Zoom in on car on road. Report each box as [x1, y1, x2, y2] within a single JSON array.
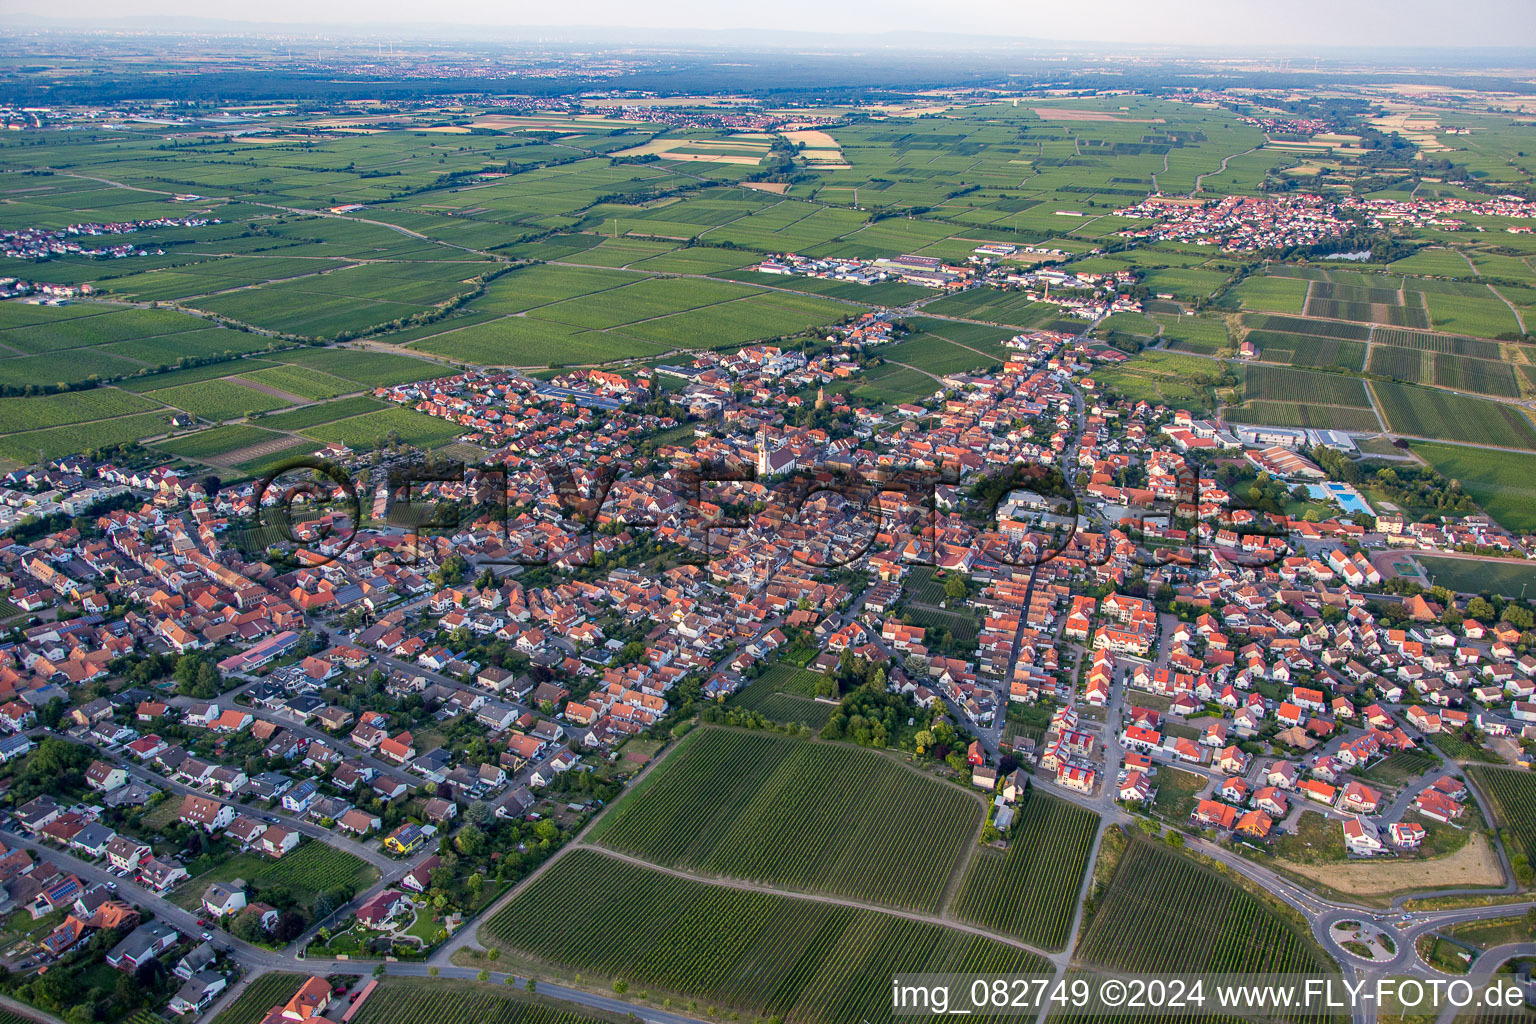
[[265, 816, 279, 824], [200, 931, 212, 942], [107, 882, 117, 890]]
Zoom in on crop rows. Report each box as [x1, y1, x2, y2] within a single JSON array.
[[951, 789, 1098, 950], [352, 980, 610, 1024], [1467, 766, 1536, 864], [1246, 330, 1365, 370], [1244, 314, 1371, 341], [1373, 328, 1501, 360], [1076, 839, 1330, 979], [211, 974, 309, 1024], [587, 729, 979, 913], [1371, 382, 1536, 449], [481, 849, 1048, 1024], [1243, 365, 1371, 407]]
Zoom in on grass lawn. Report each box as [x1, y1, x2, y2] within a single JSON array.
[[1151, 767, 1207, 822], [1273, 810, 1346, 865], [1409, 442, 1536, 535], [1415, 555, 1536, 599]]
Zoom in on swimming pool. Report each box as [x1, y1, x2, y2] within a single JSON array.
[[1306, 481, 1375, 517]]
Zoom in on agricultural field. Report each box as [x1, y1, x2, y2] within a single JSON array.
[[1154, 314, 1228, 355], [1223, 276, 1310, 314], [1409, 443, 1536, 535], [1371, 382, 1536, 449], [585, 728, 981, 912], [299, 407, 465, 451], [194, 260, 489, 338], [277, 348, 442, 388], [408, 316, 660, 367], [0, 388, 163, 436], [147, 378, 296, 420], [259, 396, 385, 431], [1243, 364, 1373, 407], [0, 410, 179, 464], [1247, 330, 1367, 371], [727, 665, 835, 728], [209, 974, 310, 1024], [152, 424, 294, 463], [481, 848, 1049, 1024], [172, 839, 377, 915], [351, 979, 627, 1024], [1094, 350, 1225, 413], [1466, 767, 1536, 865], [1075, 838, 1333, 981], [951, 789, 1098, 950]]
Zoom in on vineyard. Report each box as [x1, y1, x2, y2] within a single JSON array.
[[481, 849, 1049, 1024], [951, 790, 1099, 950], [210, 974, 309, 1024], [727, 665, 834, 727], [351, 979, 621, 1024], [585, 728, 981, 913], [1467, 766, 1536, 863], [1075, 839, 1331, 977], [176, 839, 376, 914]]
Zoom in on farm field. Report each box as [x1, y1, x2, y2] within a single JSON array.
[[147, 378, 296, 420], [0, 389, 163, 435], [259, 396, 385, 431], [350, 979, 627, 1024], [726, 665, 835, 728], [172, 839, 378, 915], [408, 316, 660, 367], [299, 407, 465, 451], [1223, 276, 1309, 314], [152, 424, 291, 462], [0, 410, 178, 463], [1074, 838, 1333, 980], [481, 848, 1049, 1024], [1371, 382, 1536, 449], [1466, 767, 1536, 866], [209, 974, 310, 1024], [1095, 350, 1223, 412], [585, 728, 982, 913], [1409, 443, 1536, 534], [951, 789, 1098, 950]]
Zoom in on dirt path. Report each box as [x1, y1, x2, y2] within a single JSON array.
[[1487, 283, 1527, 336], [580, 843, 1054, 958], [234, 378, 310, 404], [1192, 147, 1257, 196]]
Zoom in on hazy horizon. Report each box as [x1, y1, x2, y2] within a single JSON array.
[[12, 0, 1536, 51]]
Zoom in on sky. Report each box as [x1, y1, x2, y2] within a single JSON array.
[[26, 0, 1536, 50]]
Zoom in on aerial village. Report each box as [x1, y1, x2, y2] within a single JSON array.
[[0, 240, 1533, 1019]]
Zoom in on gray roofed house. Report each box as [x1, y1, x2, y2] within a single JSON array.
[[168, 969, 227, 1015], [173, 940, 216, 980], [69, 822, 116, 858], [105, 919, 179, 970]]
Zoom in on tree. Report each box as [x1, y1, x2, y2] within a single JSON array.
[[944, 574, 968, 602], [273, 910, 306, 943], [525, 979, 537, 993], [428, 967, 440, 978], [456, 823, 486, 857], [230, 910, 267, 943], [613, 980, 628, 994], [1468, 596, 1496, 622]]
